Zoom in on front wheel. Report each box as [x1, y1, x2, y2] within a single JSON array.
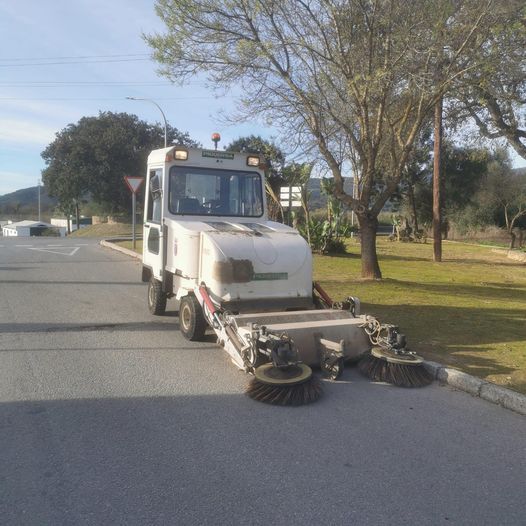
[[148, 278, 167, 315], [179, 294, 207, 341]]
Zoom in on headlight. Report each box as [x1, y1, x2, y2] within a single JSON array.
[[174, 150, 188, 160]]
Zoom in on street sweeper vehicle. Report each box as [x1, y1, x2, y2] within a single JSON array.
[[141, 138, 432, 405]]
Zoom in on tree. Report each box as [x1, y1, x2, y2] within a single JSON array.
[[457, 10, 526, 160], [478, 155, 526, 248], [409, 143, 491, 232], [399, 127, 433, 235], [282, 161, 313, 237], [147, 0, 520, 278], [42, 111, 197, 216], [226, 135, 286, 176], [41, 131, 88, 229]]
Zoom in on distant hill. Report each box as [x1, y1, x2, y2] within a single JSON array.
[[0, 186, 57, 219], [0, 185, 56, 206]]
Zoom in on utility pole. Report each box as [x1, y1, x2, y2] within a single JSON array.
[[38, 179, 41, 222], [433, 96, 443, 262]]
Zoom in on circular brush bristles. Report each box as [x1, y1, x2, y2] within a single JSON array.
[[246, 375, 322, 406], [358, 352, 433, 388]]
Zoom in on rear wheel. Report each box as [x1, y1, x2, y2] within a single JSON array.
[[179, 294, 207, 341], [148, 278, 166, 315]]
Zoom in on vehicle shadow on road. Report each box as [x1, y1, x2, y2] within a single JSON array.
[[0, 321, 181, 334]]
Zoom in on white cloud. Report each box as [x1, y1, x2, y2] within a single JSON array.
[[0, 98, 81, 122], [0, 119, 58, 146]]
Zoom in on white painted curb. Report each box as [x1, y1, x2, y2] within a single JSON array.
[[424, 361, 526, 416]]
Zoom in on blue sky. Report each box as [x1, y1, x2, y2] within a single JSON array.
[[0, 0, 274, 195], [1, 1, 525, 196]]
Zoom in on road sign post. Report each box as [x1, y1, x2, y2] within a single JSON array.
[[124, 176, 145, 250]]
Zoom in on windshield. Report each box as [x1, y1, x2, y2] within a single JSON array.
[[168, 166, 264, 217]]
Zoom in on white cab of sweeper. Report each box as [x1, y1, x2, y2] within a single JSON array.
[[142, 144, 313, 314]]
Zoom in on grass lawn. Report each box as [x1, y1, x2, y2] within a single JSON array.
[[314, 239, 526, 394], [69, 223, 142, 238], [106, 227, 526, 394], [115, 239, 143, 252]]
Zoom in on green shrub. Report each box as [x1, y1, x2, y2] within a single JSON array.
[[298, 217, 356, 254]]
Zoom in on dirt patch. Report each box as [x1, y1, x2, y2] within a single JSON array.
[[213, 258, 254, 283]]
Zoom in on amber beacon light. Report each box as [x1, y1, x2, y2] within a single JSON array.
[[211, 132, 221, 150]]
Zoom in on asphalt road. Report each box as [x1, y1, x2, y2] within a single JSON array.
[[0, 236, 525, 526]]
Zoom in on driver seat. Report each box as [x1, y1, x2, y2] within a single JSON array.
[[177, 197, 202, 214]]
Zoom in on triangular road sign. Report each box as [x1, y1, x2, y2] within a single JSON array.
[[124, 176, 145, 194], [27, 247, 80, 256]]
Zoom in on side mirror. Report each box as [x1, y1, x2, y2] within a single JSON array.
[[150, 174, 162, 198]]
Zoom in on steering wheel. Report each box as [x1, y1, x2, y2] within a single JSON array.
[[204, 200, 227, 214]]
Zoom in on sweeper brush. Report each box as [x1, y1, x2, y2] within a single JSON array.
[[246, 363, 322, 405], [358, 318, 432, 387], [358, 348, 433, 387]]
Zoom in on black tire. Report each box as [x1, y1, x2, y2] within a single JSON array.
[[148, 277, 167, 315], [179, 294, 207, 341]]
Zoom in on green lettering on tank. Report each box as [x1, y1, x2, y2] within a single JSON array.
[[253, 272, 288, 281]]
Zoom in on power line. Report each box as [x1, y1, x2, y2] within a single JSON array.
[[0, 53, 150, 61], [0, 82, 175, 87], [0, 58, 151, 67], [0, 81, 205, 87], [0, 81, 171, 84], [0, 96, 228, 101]]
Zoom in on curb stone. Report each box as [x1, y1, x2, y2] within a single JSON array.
[[101, 238, 525, 417], [100, 239, 141, 260], [424, 361, 526, 416], [479, 383, 526, 415]]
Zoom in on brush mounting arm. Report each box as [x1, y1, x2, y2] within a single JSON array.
[[362, 316, 410, 354], [253, 326, 299, 368]]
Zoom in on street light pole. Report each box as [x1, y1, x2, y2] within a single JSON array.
[[37, 179, 41, 222], [126, 96, 168, 148]]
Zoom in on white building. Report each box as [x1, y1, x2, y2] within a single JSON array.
[[50, 217, 90, 232], [2, 220, 66, 237]]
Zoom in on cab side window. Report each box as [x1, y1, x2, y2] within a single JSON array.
[[147, 169, 162, 223]]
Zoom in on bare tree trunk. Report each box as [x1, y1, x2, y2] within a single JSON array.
[[301, 187, 311, 246], [358, 215, 382, 279], [509, 229, 516, 249], [433, 97, 443, 262], [408, 183, 419, 232], [264, 181, 283, 222], [75, 201, 80, 233]]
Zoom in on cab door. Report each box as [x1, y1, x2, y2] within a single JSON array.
[[143, 167, 164, 282]]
